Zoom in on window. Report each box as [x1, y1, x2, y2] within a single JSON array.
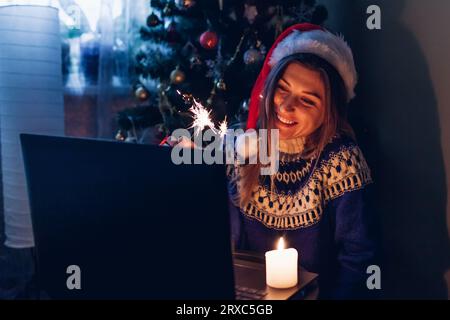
[[1, 0, 147, 92]]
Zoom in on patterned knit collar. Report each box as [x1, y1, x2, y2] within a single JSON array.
[[279, 136, 306, 155]]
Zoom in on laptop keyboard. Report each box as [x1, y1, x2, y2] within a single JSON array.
[[235, 285, 268, 300]]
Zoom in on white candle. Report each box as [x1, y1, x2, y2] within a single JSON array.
[[265, 237, 298, 289]]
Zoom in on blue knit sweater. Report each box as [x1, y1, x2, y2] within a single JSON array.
[[227, 135, 379, 299]]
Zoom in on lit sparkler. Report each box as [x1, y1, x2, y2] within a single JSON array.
[[188, 99, 217, 136], [218, 117, 228, 138], [176, 90, 228, 137]]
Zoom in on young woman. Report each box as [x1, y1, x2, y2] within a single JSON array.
[[227, 23, 378, 299]]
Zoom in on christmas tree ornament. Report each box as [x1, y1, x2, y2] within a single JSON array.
[[175, 0, 196, 9], [146, 12, 162, 27], [199, 30, 219, 50], [135, 86, 149, 101], [115, 130, 126, 141], [243, 47, 263, 65], [215, 78, 227, 91], [170, 66, 186, 84], [189, 53, 202, 68]]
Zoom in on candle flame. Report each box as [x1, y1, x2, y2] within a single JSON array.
[[277, 237, 285, 250], [189, 99, 217, 135]]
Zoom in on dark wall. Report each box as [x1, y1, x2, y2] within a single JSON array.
[[320, 0, 450, 298]]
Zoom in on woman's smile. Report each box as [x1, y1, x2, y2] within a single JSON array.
[[275, 112, 298, 126]]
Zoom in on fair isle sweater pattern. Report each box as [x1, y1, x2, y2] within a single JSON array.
[[227, 136, 373, 230]]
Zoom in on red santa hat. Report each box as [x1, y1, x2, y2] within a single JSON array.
[[246, 23, 357, 129]]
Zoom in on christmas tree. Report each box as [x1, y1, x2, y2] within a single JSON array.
[[116, 0, 328, 143]]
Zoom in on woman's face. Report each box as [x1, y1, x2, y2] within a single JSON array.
[[273, 62, 326, 140]]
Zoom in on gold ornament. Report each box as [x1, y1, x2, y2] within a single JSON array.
[[170, 66, 186, 84], [135, 86, 149, 101], [184, 0, 196, 8], [175, 0, 196, 9], [243, 47, 263, 65]]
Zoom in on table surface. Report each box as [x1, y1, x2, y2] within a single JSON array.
[[233, 251, 319, 300]]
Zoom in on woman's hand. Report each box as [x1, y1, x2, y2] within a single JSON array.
[[167, 135, 198, 149]]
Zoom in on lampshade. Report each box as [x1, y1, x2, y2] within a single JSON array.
[[0, 5, 65, 248]]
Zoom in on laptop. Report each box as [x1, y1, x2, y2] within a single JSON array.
[[20, 134, 235, 299]]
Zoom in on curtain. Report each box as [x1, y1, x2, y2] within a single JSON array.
[[71, 0, 148, 138]]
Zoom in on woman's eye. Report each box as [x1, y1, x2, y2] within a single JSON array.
[[301, 97, 316, 106], [277, 90, 289, 99], [277, 85, 289, 94]]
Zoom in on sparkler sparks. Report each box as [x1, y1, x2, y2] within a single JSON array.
[[176, 90, 227, 137], [218, 117, 228, 138], [188, 99, 217, 135]]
